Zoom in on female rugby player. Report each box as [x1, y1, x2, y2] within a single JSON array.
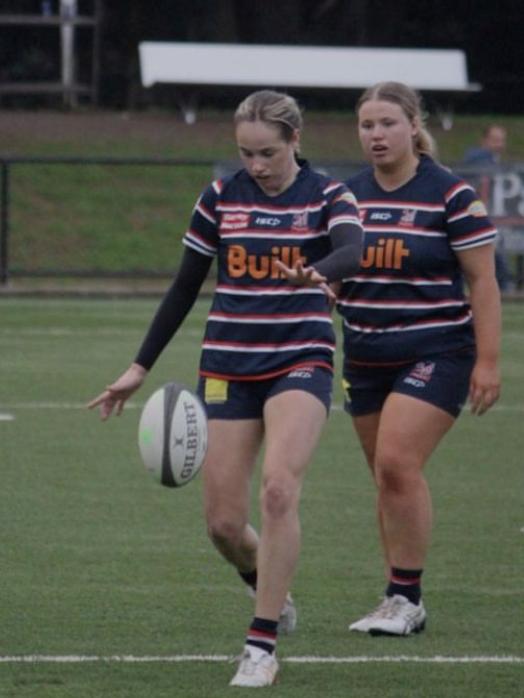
[[89, 90, 363, 687], [338, 82, 501, 636]]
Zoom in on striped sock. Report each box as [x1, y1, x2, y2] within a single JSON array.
[[245, 617, 278, 655], [386, 566, 423, 605]]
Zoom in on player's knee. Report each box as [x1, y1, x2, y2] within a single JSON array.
[[260, 475, 296, 519], [207, 515, 244, 548], [375, 451, 420, 495]]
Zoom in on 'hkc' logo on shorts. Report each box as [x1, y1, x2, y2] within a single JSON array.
[[288, 368, 314, 379]]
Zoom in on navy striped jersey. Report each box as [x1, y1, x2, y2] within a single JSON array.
[[183, 162, 361, 380], [338, 155, 497, 366]]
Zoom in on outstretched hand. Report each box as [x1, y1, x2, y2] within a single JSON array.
[[275, 259, 335, 301], [87, 363, 148, 420]]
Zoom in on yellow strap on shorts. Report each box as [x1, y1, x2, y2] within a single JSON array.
[[205, 378, 228, 403]]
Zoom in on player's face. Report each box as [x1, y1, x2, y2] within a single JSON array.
[[358, 99, 418, 170], [236, 120, 300, 196], [484, 127, 506, 155]]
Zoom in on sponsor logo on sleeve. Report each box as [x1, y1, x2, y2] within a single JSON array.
[[336, 191, 358, 207], [467, 200, 488, 217]]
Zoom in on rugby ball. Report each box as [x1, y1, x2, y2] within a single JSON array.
[[138, 382, 208, 488]]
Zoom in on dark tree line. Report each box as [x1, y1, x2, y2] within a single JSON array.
[[1, 0, 522, 112]]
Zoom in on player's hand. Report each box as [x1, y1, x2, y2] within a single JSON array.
[[468, 361, 500, 416], [275, 259, 335, 301], [87, 363, 148, 420], [328, 281, 342, 311]]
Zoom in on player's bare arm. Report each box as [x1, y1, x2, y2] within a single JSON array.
[[87, 363, 148, 420]]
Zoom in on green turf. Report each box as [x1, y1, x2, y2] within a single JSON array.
[[0, 298, 522, 697]]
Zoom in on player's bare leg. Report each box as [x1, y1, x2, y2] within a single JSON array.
[[352, 411, 391, 576], [255, 389, 327, 622], [203, 419, 263, 572], [350, 393, 455, 635], [375, 393, 454, 569], [230, 391, 326, 687]]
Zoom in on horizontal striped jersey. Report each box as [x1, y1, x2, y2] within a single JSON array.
[[338, 155, 497, 366], [183, 162, 361, 380]]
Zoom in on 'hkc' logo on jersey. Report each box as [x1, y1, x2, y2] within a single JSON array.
[[228, 244, 305, 279], [361, 238, 410, 270]]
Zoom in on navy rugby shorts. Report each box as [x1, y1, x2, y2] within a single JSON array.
[[197, 366, 333, 420], [343, 349, 476, 419]]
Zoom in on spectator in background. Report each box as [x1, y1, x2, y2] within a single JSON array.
[[462, 125, 507, 166], [462, 125, 512, 290]]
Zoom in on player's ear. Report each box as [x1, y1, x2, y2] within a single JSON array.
[[411, 116, 421, 140], [291, 128, 301, 152]]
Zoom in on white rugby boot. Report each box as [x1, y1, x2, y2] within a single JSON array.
[[229, 646, 279, 687], [349, 595, 426, 636]]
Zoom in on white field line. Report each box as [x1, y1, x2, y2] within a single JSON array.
[[0, 654, 522, 665]]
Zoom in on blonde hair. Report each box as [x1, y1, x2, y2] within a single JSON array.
[[234, 90, 303, 153], [357, 81, 436, 157]]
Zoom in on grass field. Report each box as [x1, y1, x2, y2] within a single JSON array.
[[0, 297, 522, 697]]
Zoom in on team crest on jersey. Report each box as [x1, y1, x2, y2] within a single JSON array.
[[399, 208, 417, 226], [221, 212, 250, 229], [467, 200, 488, 217], [403, 361, 435, 389], [291, 211, 309, 230]]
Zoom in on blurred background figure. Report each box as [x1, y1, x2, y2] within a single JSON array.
[[463, 124, 507, 166], [462, 125, 512, 291]]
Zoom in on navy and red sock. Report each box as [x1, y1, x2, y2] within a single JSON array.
[[386, 566, 423, 605], [245, 617, 278, 655]]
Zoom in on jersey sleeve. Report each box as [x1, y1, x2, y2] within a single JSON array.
[[323, 181, 363, 233], [444, 180, 498, 252], [183, 180, 221, 257]]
